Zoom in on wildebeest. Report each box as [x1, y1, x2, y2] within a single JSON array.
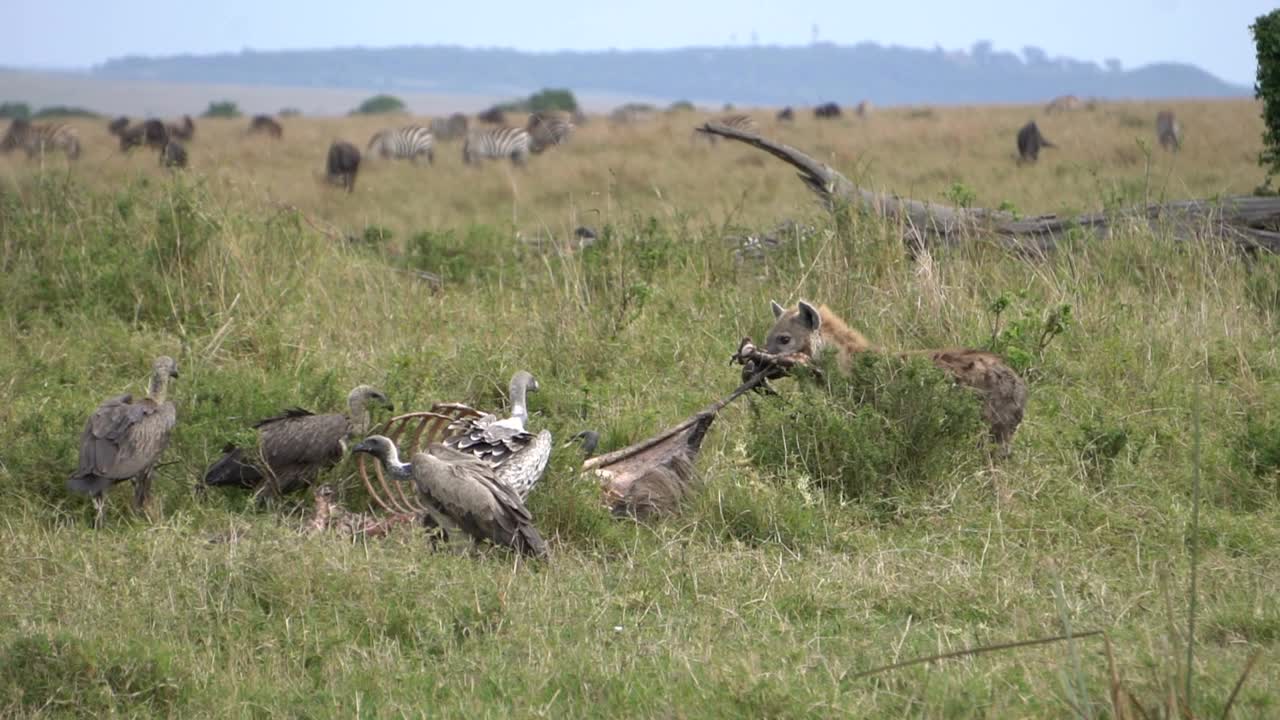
[[167, 115, 195, 142], [814, 102, 842, 119], [160, 140, 187, 169], [1156, 110, 1181, 151], [429, 112, 469, 141], [118, 119, 168, 152], [247, 115, 283, 139], [776, 106, 794, 122], [1016, 121, 1054, 163], [477, 107, 506, 124], [107, 116, 130, 136], [326, 140, 361, 192]]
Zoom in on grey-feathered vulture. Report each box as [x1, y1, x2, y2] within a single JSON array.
[[68, 356, 180, 527], [353, 436, 548, 558], [202, 384, 392, 498], [443, 370, 552, 501]]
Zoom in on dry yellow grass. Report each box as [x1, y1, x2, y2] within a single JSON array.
[[2, 99, 1264, 242]]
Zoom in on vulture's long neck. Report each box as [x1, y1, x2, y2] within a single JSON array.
[[348, 393, 372, 434], [509, 377, 530, 427], [380, 443, 413, 481], [148, 370, 170, 403]]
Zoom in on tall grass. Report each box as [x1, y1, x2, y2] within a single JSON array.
[[0, 100, 1275, 717]]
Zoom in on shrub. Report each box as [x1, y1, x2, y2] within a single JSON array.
[[747, 351, 985, 504], [0, 101, 31, 120], [278, 107, 302, 117], [1253, 10, 1280, 178], [352, 94, 406, 115], [33, 106, 99, 119], [202, 100, 241, 118], [527, 88, 578, 113], [668, 100, 696, 113], [986, 291, 1072, 376]]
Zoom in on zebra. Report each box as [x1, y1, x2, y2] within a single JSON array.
[[1016, 121, 1055, 163], [699, 114, 758, 145], [430, 113, 469, 141], [1156, 110, 1181, 151], [462, 126, 532, 166], [167, 115, 195, 142], [526, 112, 574, 153], [367, 126, 435, 164], [326, 140, 361, 192], [1, 119, 81, 160], [855, 100, 873, 118]]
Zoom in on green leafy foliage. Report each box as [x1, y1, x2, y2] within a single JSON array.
[[986, 291, 1072, 376], [747, 351, 985, 505], [201, 100, 241, 118], [944, 181, 978, 209], [0, 101, 31, 120], [32, 106, 99, 119], [1253, 10, 1280, 177], [667, 100, 696, 112], [352, 94, 407, 115]]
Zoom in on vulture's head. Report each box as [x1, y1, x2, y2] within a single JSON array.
[[563, 430, 600, 455], [351, 435, 401, 464], [349, 385, 394, 412], [154, 355, 180, 379], [511, 370, 539, 396]]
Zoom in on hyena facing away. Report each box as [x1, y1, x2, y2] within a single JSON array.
[[764, 300, 1028, 457]]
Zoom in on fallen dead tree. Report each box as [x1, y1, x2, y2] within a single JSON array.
[[697, 121, 1280, 255]]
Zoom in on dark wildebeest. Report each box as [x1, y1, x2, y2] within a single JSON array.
[[107, 116, 130, 137], [160, 140, 187, 168], [477, 107, 506, 124], [1016, 121, 1054, 163], [1156, 110, 1181, 151], [430, 112, 469, 141], [167, 115, 195, 142], [325, 140, 361, 192], [248, 115, 283, 139], [777, 106, 795, 122], [119, 119, 169, 152], [814, 102, 842, 119]]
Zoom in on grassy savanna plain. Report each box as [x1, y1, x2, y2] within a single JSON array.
[[0, 99, 1277, 717]]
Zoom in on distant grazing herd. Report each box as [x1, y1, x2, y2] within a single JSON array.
[[1, 98, 1186, 187]]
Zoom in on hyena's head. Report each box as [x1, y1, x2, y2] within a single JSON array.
[[765, 300, 822, 356]]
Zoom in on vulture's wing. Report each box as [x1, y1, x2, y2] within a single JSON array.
[[444, 414, 532, 465], [256, 412, 350, 471], [202, 443, 265, 488], [418, 445, 546, 558], [70, 395, 175, 494], [493, 429, 551, 501]]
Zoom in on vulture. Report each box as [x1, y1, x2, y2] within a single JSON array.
[[353, 436, 548, 558], [68, 356, 180, 527], [202, 384, 392, 498], [443, 370, 552, 501]]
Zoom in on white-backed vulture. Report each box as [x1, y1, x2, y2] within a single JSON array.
[[353, 436, 548, 559], [67, 356, 180, 527], [443, 370, 551, 501], [202, 385, 392, 498]]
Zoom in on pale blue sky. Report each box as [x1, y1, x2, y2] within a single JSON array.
[[8, 0, 1271, 85]]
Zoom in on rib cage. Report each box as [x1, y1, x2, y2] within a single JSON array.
[[355, 404, 483, 516]]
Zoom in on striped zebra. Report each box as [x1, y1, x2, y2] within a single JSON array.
[[1156, 110, 1181, 151], [700, 114, 758, 145], [462, 126, 532, 166], [526, 112, 574, 153], [367, 126, 435, 164], [1, 119, 80, 160]]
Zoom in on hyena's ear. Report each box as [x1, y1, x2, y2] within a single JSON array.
[[770, 300, 786, 319], [797, 301, 821, 331]]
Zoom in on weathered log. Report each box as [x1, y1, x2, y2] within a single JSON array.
[[697, 122, 1280, 255]]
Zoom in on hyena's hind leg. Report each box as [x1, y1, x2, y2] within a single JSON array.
[[981, 365, 1028, 460]]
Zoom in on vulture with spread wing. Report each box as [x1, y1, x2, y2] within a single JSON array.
[[203, 384, 392, 498], [442, 370, 551, 501], [68, 356, 180, 527], [353, 436, 547, 558]]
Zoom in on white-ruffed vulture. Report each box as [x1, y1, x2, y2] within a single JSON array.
[[442, 370, 551, 501]]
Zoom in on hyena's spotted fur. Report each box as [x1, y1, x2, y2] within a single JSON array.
[[765, 300, 1027, 457]]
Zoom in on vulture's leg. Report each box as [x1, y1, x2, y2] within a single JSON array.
[[92, 494, 107, 530], [132, 470, 152, 513]]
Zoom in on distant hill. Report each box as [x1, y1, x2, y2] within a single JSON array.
[[93, 43, 1249, 107]]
